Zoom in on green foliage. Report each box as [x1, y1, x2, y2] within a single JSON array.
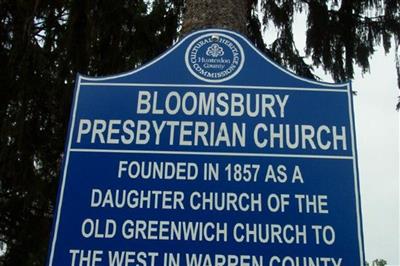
[[366, 259, 388, 266], [0, 1, 182, 265], [254, 0, 400, 86], [0, 0, 398, 264], [373, 259, 388, 266]]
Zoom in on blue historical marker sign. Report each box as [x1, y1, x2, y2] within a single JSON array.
[[47, 29, 365, 266]]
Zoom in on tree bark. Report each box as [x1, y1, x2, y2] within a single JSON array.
[[181, 0, 250, 36]]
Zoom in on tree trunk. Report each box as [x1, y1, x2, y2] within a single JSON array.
[[181, 0, 250, 36]]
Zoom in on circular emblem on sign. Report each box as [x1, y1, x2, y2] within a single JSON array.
[[185, 33, 245, 83]]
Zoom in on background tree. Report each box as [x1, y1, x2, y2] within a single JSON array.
[[366, 259, 388, 266], [0, 0, 398, 265]]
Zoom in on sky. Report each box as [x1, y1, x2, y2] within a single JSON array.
[[353, 50, 400, 265], [290, 14, 400, 265]]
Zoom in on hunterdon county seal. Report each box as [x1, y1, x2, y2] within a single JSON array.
[[185, 33, 245, 83]]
